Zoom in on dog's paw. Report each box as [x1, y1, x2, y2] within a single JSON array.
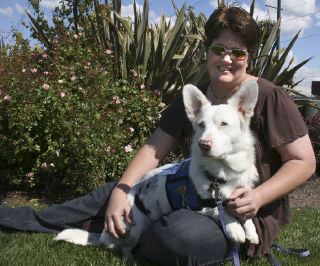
[[243, 219, 259, 244], [226, 222, 246, 243], [245, 230, 259, 244]]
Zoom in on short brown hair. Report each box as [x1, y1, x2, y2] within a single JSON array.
[[204, 6, 261, 60]]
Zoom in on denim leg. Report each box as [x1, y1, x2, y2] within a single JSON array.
[[0, 182, 116, 233], [139, 208, 233, 266]]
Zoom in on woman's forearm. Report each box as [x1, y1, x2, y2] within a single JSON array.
[[254, 157, 315, 208], [254, 134, 316, 208]]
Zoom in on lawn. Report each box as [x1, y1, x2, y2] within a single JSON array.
[[0, 206, 319, 266]]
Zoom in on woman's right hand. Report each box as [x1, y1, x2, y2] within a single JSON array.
[[105, 185, 134, 238]]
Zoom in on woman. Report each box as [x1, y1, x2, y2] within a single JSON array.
[[0, 5, 315, 265]]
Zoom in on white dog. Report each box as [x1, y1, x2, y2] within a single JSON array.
[[54, 81, 259, 259]]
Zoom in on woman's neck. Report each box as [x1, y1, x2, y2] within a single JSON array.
[[207, 75, 257, 104]]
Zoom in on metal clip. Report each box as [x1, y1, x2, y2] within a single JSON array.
[[214, 184, 222, 201]]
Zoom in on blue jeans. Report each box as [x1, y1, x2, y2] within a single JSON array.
[[0, 182, 233, 265]]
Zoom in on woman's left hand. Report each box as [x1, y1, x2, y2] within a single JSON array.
[[226, 187, 262, 221]]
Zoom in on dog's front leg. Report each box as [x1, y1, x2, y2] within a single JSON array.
[[242, 219, 259, 244], [200, 207, 246, 243], [222, 212, 247, 244]]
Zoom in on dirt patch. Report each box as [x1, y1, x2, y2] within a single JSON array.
[[289, 178, 320, 208], [1, 178, 319, 209]]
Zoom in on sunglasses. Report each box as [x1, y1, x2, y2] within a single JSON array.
[[210, 45, 248, 60]]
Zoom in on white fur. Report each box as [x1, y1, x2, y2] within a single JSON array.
[[54, 81, 260, 258]]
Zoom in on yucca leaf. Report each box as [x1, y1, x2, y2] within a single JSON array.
[[162, 4, 186, 58], [254, 18, 280, 76], [26, 11, 52, 49], [274, 57, 312, 86], [267, 30, 301, 82]]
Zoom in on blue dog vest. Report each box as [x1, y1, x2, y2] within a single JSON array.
[[164, 159, 217, 210]]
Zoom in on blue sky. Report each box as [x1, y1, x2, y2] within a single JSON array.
[[1, 0, 320, 95]]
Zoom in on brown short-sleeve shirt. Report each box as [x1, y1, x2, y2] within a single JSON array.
[[159, 77, 308, 257]]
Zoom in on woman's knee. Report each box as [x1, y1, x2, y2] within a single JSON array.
[[139, 209, 232, 265]]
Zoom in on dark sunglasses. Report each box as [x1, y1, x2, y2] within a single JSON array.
[[210, 45, 248, 60]]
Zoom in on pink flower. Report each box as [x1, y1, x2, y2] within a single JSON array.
[[49, 163, 55, 167], [30, 68, 37, 73], [125, 144, 133, 153], [41, 162, 47, 168], [140, 84, 146, 90], [105, 49, 112, 54], [44, 71, 49, 75], [129, 127, 134, 133], [59, 91, 66, 97], [70, 75, 76, 81], [58, 79, 63, 84], [66, 32, 70, 36], [42, 54, 48, 59], [22, 69, 26, 73], [73, 34, 79, 39], [4, 95, 11, 101], [84, 66, 89, 70], [113, 96, 121, 104], [43, 84, 50, 90]]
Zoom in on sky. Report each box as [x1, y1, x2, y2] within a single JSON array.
[[1, 0, 320, 95]]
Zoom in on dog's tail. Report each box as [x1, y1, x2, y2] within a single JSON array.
[[54, 229, 101, 246]]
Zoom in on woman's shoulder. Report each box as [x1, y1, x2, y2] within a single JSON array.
[[257, 77, 279, 95], [256, 77, 293, 103]]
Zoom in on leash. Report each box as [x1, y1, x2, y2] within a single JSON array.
[[266, 243, 311, 266], [214, 185, 240, 266]]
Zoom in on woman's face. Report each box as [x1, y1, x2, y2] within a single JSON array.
[[207, 30, 249, 87]]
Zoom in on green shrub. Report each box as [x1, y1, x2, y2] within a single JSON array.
[[0, 32, 161, 194]]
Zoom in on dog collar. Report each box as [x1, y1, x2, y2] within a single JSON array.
[[204, 170, 226, 184]]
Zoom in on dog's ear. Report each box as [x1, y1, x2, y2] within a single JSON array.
[[183, 84, 210, 121], [228, 80, 258, 122]]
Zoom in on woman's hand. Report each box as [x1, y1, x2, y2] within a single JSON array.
[[226, 187, 262, 221], [105, 185, 134, 238]]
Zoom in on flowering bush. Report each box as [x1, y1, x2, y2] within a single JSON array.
[[0, 33, 161, 194]]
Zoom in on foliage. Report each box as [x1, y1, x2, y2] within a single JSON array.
[[0, 31, 161, 194]]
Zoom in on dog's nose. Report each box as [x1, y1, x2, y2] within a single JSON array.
[[198, 139, 212, 151]]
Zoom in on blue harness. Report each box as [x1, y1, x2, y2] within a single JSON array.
[[165, 159, 217, 210]]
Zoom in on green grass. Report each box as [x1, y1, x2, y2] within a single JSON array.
[[1, 207, 319, 266]]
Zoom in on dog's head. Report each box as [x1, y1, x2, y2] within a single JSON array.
[[183, 81, 258, 160]]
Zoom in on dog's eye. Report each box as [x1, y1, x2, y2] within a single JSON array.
[[198, 121, 205, 128], [220, 121, 228, 127]]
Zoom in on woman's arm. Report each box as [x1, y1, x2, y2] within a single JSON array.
[[105, 127, 178, 238], [227, 134, 316, 219]]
